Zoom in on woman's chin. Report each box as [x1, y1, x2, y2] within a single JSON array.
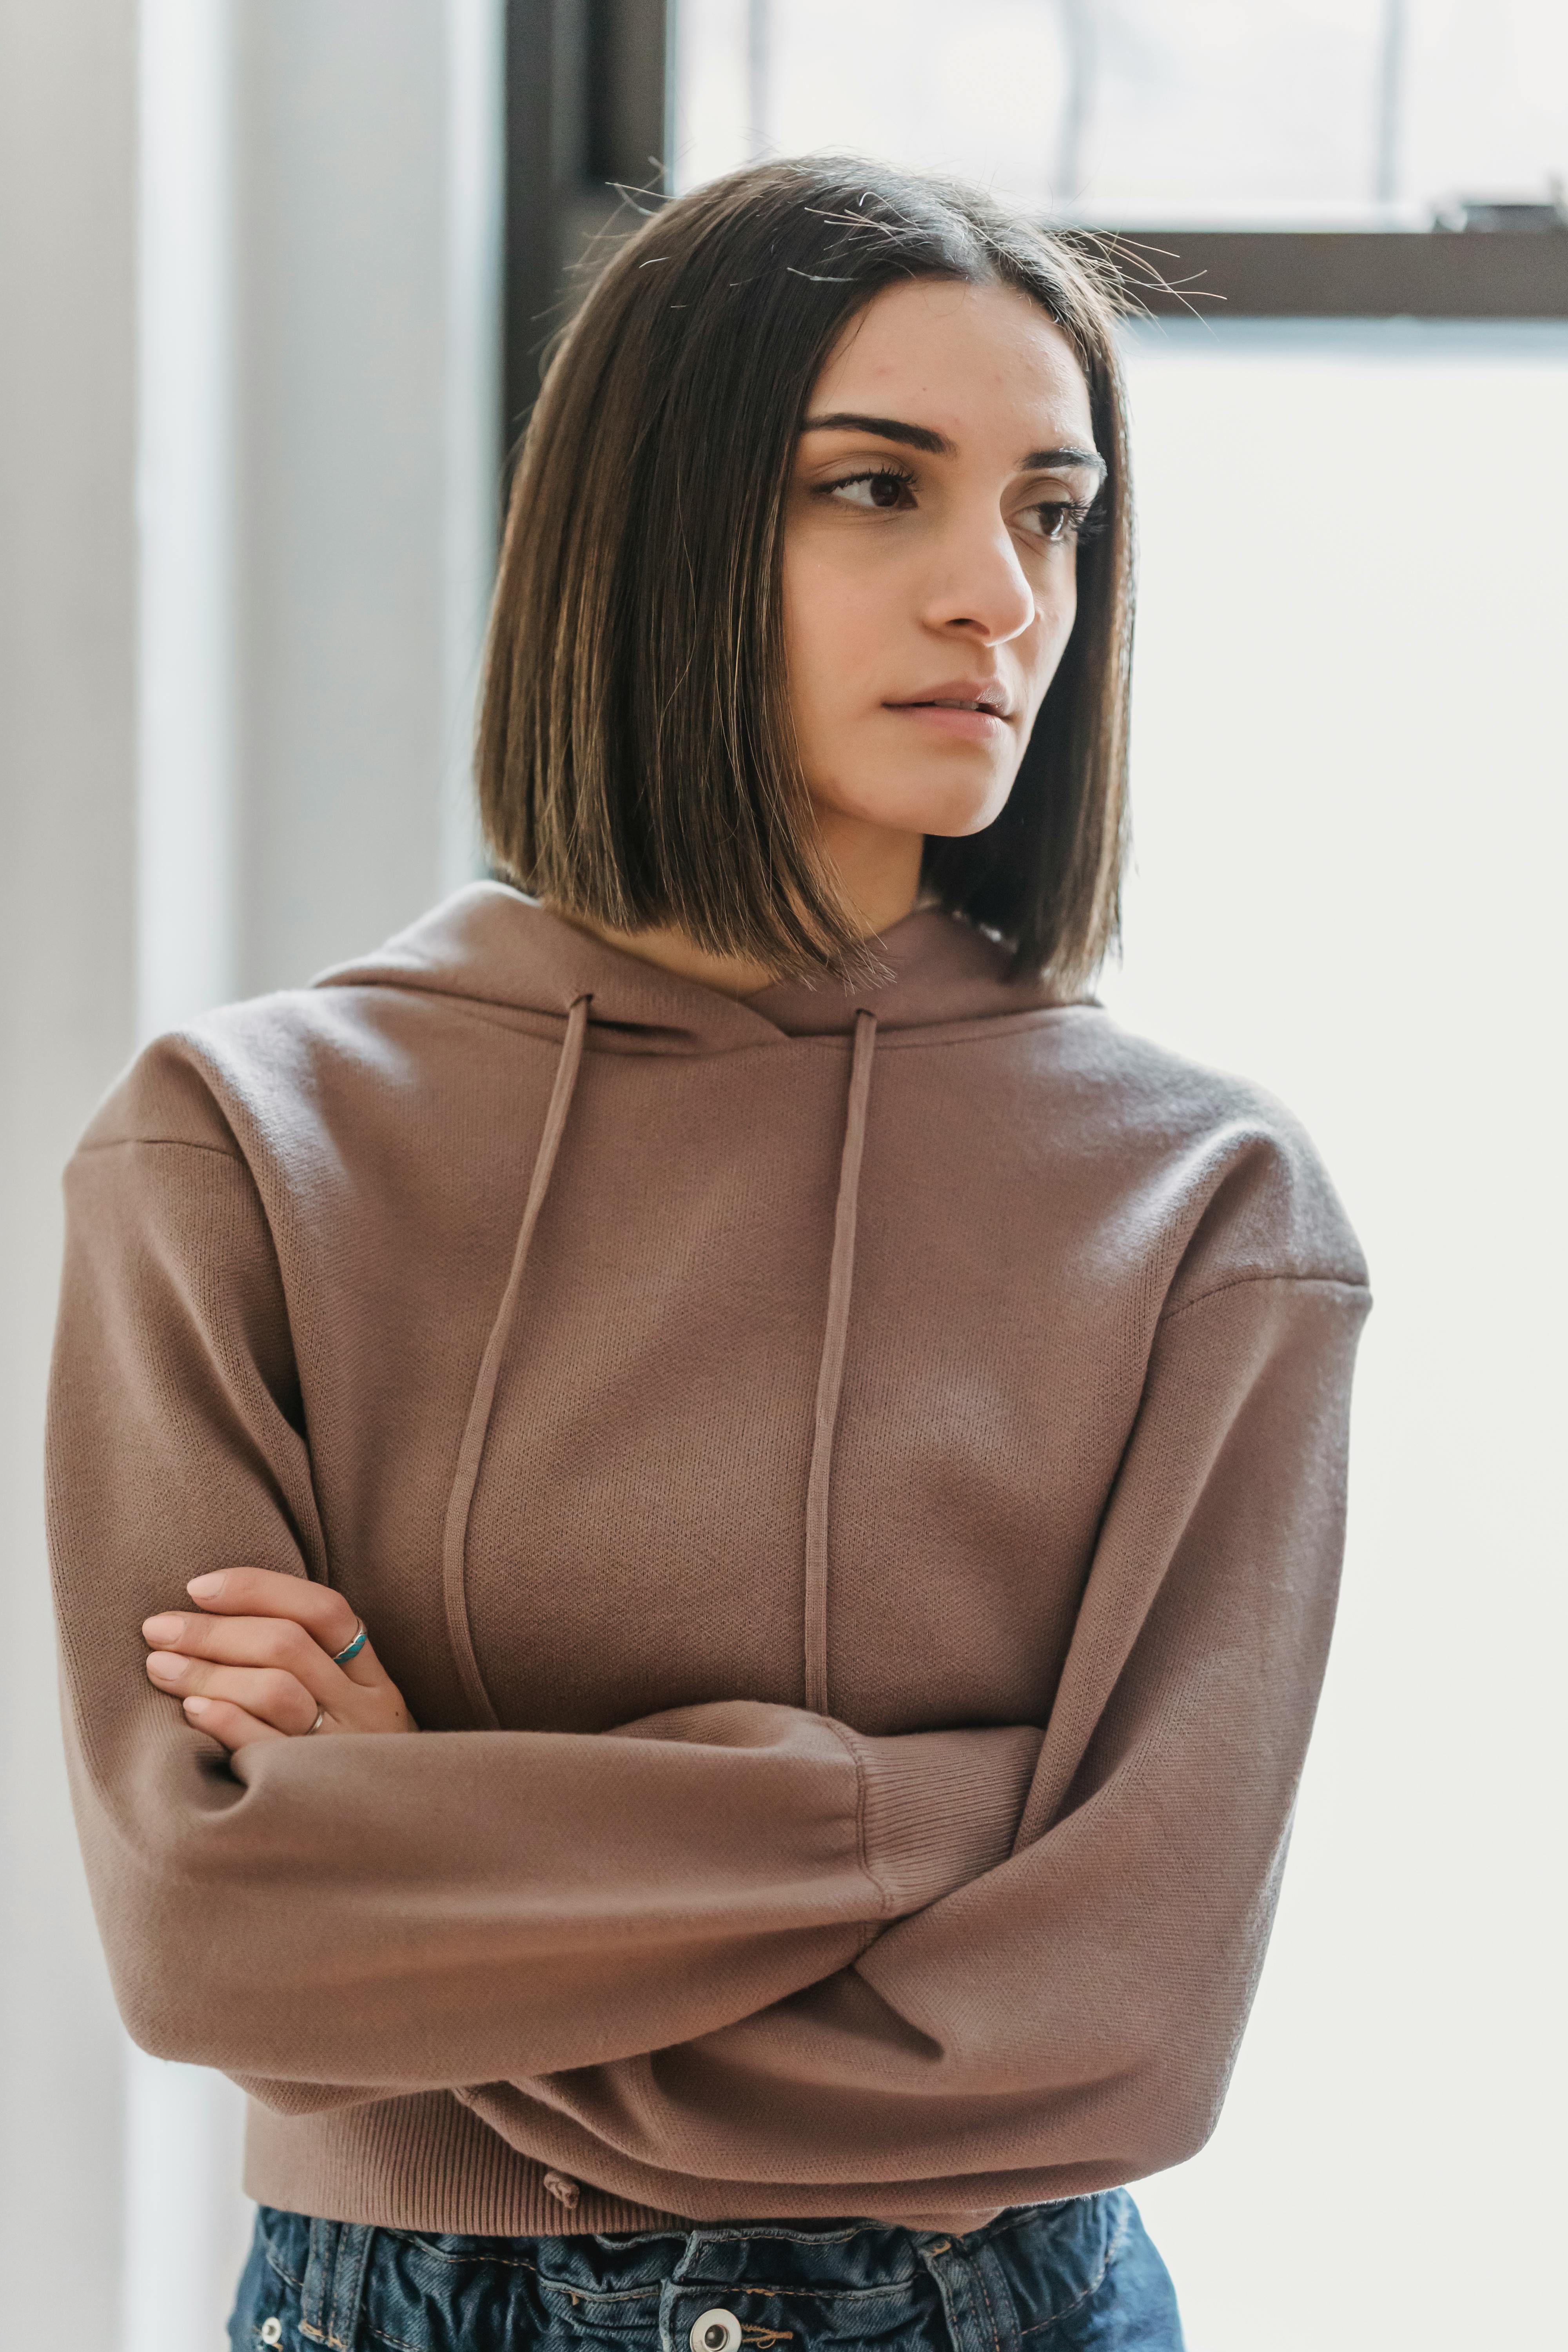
[[818, 763, 1016, 844], [886, 778, 1015, 841], [922, 797, 1013, 841]]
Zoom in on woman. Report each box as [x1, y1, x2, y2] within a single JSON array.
[[47, 158, 1370, 2351]]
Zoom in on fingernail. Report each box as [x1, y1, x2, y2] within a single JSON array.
[[146, 1653, 185, 1682], [187, 1572, 225, 1598], [183, 1696, 210, 1715], [142, 1614, 184, 1643]]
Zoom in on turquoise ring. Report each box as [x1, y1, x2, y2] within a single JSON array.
[[332, 1619, 368, 1666]]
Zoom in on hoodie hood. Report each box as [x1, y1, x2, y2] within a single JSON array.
[[312, 881, 1086, 1048]]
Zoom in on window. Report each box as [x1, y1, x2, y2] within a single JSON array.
[[672, 0, 1568, 225]]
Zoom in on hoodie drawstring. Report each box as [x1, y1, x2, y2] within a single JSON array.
[[803, 1009, 878, 1716], [441, 992, 875, 1731], [441, 993, 592, 1729]]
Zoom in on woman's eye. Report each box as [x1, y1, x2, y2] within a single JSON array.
[[1024, 499, 1101, 545], [825, 470, 916, 512], [1030, 502, 1080, 543]]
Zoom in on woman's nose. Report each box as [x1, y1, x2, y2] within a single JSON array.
[[921, 516, 1036, 645]]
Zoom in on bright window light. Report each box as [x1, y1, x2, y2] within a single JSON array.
[[672, 0, 1568, 222]]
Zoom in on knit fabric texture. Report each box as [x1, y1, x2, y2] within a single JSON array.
[[46, 886, 1371, 2234]]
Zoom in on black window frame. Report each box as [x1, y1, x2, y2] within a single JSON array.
[[1110, 224, 1568, 326], [503, 0, 671, 471]]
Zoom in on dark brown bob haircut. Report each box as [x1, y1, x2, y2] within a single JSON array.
[[479, 155, 1134, 989]]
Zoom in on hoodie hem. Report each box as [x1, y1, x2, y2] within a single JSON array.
[[244, 2091, 692, 2236], [241, 2094, 1011, 2240]]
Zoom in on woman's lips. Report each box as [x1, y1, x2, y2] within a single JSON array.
[[884, 700, 1010, 740]]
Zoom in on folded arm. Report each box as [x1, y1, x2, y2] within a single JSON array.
[[48, 1131, 1039, 2097], [461, 1272, 1371, 2209]]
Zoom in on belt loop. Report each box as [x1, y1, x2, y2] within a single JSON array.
[[301, 2217, 377, 2349], [918, 2236, 1022, 2352], [300, 2219, 338, 2342]]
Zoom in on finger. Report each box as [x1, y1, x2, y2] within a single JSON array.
[[147, 1652, 322, 1735], [143, 1609, 345, 1703], [181, 1568, 374, 1676], [181, 1693, 289, 1753], [186, 1568, 386, 1691], [141, 1609, 381, 1709]]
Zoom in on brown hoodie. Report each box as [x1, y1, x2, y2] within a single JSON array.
[[46, 886, 1370, 2236]]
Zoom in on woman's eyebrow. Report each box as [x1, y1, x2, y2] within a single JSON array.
[[1025, 444, 1107, 479], [800, 411, 1105, 479], [801, 411, 953, 455]]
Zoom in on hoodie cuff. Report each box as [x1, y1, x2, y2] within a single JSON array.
[[843, 1723, 1044, 1917]]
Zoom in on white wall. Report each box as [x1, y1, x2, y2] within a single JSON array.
[[1104, 319, 1568, 2352], [3, 4, 502, 2345], [0, 4, 140, 2342]]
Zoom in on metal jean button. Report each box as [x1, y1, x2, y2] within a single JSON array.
[[690, 2309, 744, 2352]]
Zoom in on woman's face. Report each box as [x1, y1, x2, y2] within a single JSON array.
[[782, 277, 1103, 847]]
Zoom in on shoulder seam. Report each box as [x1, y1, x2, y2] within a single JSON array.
[[1159, 1271, 1371, 1323], [72, 1136, 243, 1164]]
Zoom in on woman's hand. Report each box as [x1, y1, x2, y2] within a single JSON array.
[[142, 1566, 419, 1753]]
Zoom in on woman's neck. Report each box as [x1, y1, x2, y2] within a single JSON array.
[[546, 810, 925, 1001]]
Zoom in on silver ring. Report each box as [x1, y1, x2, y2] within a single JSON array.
[[332, 1618, 368, 1666], [306, 1705, 326, 1735]]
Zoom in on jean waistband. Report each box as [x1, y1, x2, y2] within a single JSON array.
[[358, 2191, 1134, 2337]]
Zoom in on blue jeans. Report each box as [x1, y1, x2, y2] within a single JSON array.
[[229, 2194, 1184, 2350]]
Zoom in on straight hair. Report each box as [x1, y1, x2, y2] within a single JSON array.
[[478, 155, 1134, 989]]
